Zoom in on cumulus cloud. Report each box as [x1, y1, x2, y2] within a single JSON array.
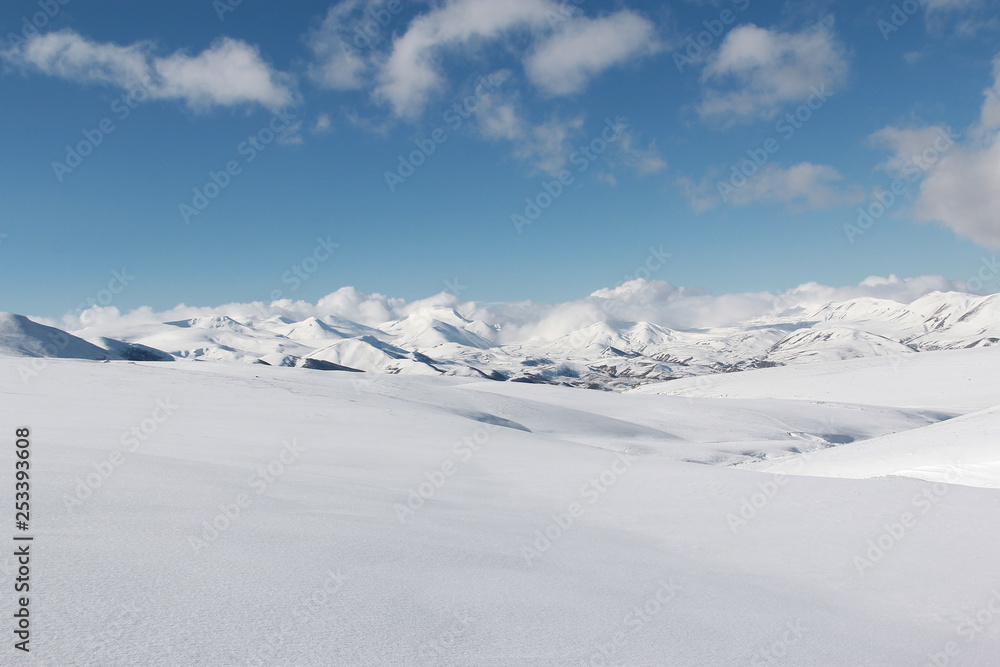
[[153, 38, 295, 111], [374, 0, 556, 118], [8, 29, 150, 88], [303, 0, 660, 175], [472, 86, 587, 174], [304, 0, 659, 118], [3, 30, 294, 111], [680, 162, 862, 211], [54, 275, 978, 341], [698, 22, 849, 123], [524, 10, 659, 95], [870, 55, 1000, 248], [306, 0, 394, 90], [868, 124, 957, 174]]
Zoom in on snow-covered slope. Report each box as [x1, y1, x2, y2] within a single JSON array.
[[269, 316, 353, 345], [133, 316, 316, 363], [0, 312, 115, 359], [745, 404, 1000, 488], [4, 353, 999, 665], [632, 346, 1000, 411], [764, 327, 917, 364], [635, 346, 1000, 488], [378, 306, 497, 350], [307, 336, 443, 375]]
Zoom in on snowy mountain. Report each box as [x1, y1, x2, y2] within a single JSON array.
[[763, 327, 917, 364], [5, 290, 1000, 390], [0, 312, 115, 360], [378, 306, 497, 350]]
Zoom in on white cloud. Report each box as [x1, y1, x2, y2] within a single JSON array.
[[925, 0, 981, 9], [375, 0, 557, 118], [737, 163, 861, 208], [922, 0, 997, 36], [304, 0, 662, 175], [514, 115, 586, 174], [153, 38, 295, 111], [870, 55, 1000, 248], [525, 10, 659, 95], [313, 113, 333, 133], [698, 22, 849, 123], [611, 131, 667, 175], [7, 29, 150, 88], [913, 139, 1000, 248], [680, 162, 862, 211], [3, 30, 294, 111], [868, 124, 957, 175], [325, 0, 661, 118], [473, 87, 585, 174], [306, 0, 391, 90], [474, 84, 663, 176], [980, 56, 1000, 129]]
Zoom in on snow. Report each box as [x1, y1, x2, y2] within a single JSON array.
[[269, 317, 353, 345], [636, 346, 1000, 490], [307, 336, 442, 375], [745, 405, 1000, 488], [0, 312, 113, 360], [4, 348, 1000, 665], [4, 287, 992, 392], [632, 346, 1000, 411], [764, 327, 916, 364]]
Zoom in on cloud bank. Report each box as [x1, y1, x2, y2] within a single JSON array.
[[53, 275, 981, 343]]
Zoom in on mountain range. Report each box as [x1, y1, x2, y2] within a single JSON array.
[[3, 290, 999, 390]]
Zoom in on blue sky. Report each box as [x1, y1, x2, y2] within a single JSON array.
[[2, 0, 1000, 319]]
